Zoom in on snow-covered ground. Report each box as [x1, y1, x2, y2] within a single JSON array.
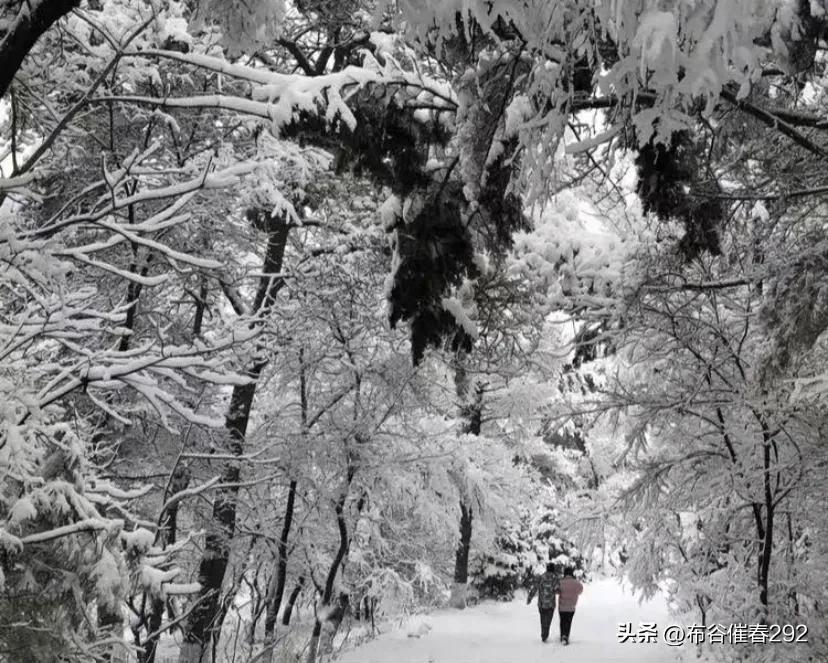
[[336, 578, 691, 663]]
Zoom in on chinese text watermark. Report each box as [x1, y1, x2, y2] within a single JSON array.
[[617, 622, 808, 646]]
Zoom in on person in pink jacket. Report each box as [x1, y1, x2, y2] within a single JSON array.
[[557, 566, 584, 644]]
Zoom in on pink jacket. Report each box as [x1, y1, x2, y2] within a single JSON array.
[[558, 577, 583, 612]]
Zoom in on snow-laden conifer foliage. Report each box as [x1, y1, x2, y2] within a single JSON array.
[[2, 1, 828, 662]]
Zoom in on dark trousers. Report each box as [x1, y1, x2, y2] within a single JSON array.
[[559, 610, 575, 639], [538, 607, 555, 641]]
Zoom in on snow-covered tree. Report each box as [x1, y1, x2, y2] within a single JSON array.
[[6, 1, 828, 661]]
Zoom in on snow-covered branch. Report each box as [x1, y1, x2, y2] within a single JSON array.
[[21, 518, 123, 545]]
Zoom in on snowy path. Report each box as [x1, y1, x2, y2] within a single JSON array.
[[336, 578, 685, 663]]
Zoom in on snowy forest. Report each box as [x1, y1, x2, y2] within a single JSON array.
[[2, 0, 828, 662]]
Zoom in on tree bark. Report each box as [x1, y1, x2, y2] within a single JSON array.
[[141, 597, 166, 663], [306, 479, 365, 663], [143, 466, 191, 663], [758, 426, 775, 611], [449, 352, 482, 609], [192, 277, 209, 337], [312, 593, 349, 663], [263, 479, 297, 638], [263, 350, 306, 645], [281, 576, 305, 626], [306, 498, 349, 663], [786, 513, 800, 616], [0, 0, 80, 101], [99, 606, 127, 663], [178, 217, 290, 663], [450, 500, 474, 609]]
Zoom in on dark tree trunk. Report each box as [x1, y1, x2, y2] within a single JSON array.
[[192, 277, 209, 337], [369, 597, 376, 633], [306, 483, 365, 663], [117, 247, 152, 353], [786, 513, 800, 616], [313, 593, 349, 661], [696, 595, 707, 627], [263, 350, 306, 642], [716, 404, 773, 616], [179, 218, 290, 663], [306, 496, 350, 663], [758, 428, 775, 610], [453, 501, 474, 586], [143, 465, 191, 663], [164, 466, 190, 546], [98, 606, 126, 662], [282, 576, 305, 626], [457, 382, 482, 592], [0, 0, 80, 101], [450, 352, 483, 609], [263, 479, 298, 639], [459, 381, 484, 437], [758, 505, 774, 608], [141, 598, 165, 663]]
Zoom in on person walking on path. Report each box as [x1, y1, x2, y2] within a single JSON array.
[[557, 566, 584, 645], [526, 563, 561, 642]]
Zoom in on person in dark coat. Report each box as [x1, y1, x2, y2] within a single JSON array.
[[526, 562, 560, 642], [557, 566, 584, 644]]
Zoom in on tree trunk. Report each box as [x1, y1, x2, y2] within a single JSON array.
[[314, 593, 350, 662], [717, 404, 772, 615], [141, 465, 190, 663], [179, 218, 290, 663], [263, 480, 298, 637], [306, 498, 350, 663], [758, 504, 774, 610], [141, 598, 165, 663], [758, 428, 775, 611], [786, 513, 800, 616], [282, 576, 305, 626], [99, 606, 127, 663], [263, 350, 306, 647], [0, 0, 80, 101], [449, 352, 483, 609], [305, 618, 323, 663], [450, 501, 474, 609], [192, 277, 208, 337], [306, 481, 365, 663]]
